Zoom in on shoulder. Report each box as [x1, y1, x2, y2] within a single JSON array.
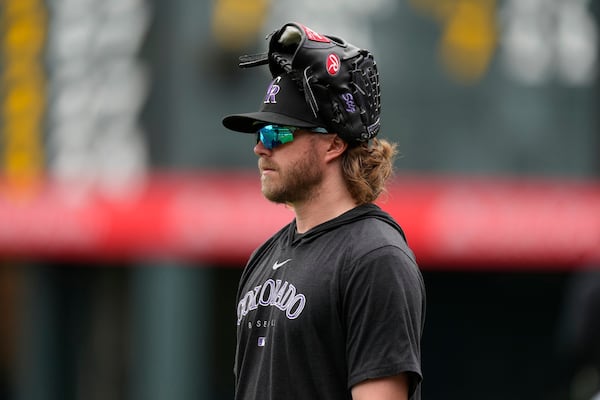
[[343, 207, 424, 286], [343, 214, 416, 266], [338, 215, 423, 292]]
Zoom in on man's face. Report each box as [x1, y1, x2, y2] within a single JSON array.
[[255, 129, 324, 204]]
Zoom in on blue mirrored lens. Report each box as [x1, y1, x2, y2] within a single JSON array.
[[256, 125, 329, 149], [257, 125, 295, 149]]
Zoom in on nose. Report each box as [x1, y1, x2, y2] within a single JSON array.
[[254, 139, 271, 157]]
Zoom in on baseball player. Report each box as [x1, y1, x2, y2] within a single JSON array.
[[222, 22, 425, 400]]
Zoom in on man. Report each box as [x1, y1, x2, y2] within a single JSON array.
[[222, 22, 425, 400]]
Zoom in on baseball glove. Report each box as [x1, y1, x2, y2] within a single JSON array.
[[239, 22, 381, 144]]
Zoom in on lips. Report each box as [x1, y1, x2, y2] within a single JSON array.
[[259, 160, 277, 173]]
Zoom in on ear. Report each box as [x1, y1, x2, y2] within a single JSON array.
[[323, 134, 348, 163]]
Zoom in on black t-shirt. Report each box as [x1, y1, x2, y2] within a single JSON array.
[[234, 204, 426, 400]]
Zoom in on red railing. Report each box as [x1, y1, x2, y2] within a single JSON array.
[[1, 172, 599, 269]]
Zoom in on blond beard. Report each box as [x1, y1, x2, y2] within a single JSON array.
[[261, 149, 323, 204]]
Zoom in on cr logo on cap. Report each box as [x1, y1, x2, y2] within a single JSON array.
[[264, 76, 281, 104]]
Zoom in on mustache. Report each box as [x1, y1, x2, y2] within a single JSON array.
[[258, 159, 277, 171]]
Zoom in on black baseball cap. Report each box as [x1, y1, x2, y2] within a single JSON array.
[[222, 73, 327, 133]]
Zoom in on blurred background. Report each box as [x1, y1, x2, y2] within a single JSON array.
[[0, 0, 599, 399]]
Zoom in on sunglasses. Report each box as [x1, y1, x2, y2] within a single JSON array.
[[256, 124, 328, 150]]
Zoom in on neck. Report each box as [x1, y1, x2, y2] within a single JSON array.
[[291, 175, 357, 234]]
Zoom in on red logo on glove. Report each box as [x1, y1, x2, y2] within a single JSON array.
[[326, 53, 340, 75], [300, 24, 330, 43]]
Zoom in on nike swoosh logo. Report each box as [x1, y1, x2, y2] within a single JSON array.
[[272, 259, 292, 270]]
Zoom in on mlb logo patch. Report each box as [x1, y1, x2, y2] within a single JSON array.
[[258, 337, 266, 347]]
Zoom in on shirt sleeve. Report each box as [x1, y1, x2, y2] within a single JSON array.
[[342, 245, 425, 396]]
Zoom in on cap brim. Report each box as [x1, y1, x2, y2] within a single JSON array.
[[222, 111, 320, 133]]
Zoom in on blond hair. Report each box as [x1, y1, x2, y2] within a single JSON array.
[[341, 138, 398, 205]]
